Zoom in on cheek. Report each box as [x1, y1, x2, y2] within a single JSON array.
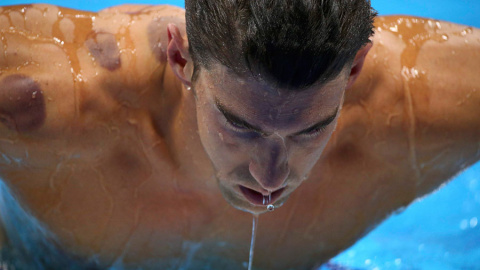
[[196, 107, 244, 163]]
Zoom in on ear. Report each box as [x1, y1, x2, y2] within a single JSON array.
[[346, 42, 373, 89], [167, 23, 193, 87]]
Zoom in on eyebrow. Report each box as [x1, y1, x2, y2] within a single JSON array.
[[214, 98, 339, 136]]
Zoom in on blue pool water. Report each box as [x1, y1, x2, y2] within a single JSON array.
[[2, 1, 480, 269]]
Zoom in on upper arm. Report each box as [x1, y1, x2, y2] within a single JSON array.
[[412, 21, 480, 194], [414, 22, 480, 133], [377, 16, 480, 195], [341, 16, 480, 199], [370, 16, 480, 133]]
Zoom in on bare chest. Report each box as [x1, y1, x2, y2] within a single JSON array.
[[0, 140, 420, 270]]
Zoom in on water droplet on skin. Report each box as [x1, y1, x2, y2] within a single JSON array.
[[127, 119, 138, 125], [427, 20, 434, 28], [405, 20, 412, 28], [389, 25, 398, 32], [441, 34, 449, 41], [267, 204, 275, 211]]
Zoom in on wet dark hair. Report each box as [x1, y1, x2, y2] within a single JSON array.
[[185, 0, 377, 90]]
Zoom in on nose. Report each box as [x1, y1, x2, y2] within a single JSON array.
[[249, 136, 290, 191]]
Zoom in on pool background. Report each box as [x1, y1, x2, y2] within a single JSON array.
[[2, 1, 480, 269]]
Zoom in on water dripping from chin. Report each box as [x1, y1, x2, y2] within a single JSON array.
[[247, 193, 277, 270], [247, 214, 259, 270]]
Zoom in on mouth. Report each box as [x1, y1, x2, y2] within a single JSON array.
[[239, 185, 285, 206]]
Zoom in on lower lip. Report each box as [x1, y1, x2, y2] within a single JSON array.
[[239, 186, 285, 206]]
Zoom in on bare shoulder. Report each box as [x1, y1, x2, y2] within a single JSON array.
[[90, 4, 186, 107], [0, 4, 183, 167], [373, 16, 480, 159], [335, 15, 480, 199], [98, 3, 186, 62], [0, 5, 87, 138], [0, 4, 185, 137], [302, 17, 480, 253]]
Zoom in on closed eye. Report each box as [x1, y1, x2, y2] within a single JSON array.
[[216, 99, 264, 134], [294, 110, 338, 138], [297, 125, 328, 138], [224, 116, 249, 131]]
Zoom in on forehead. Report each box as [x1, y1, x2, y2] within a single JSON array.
[[196, 65, 347, 129]]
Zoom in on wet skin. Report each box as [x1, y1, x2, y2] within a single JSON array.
[[0, 4, 479, 270], [194, 65, 347, 214]]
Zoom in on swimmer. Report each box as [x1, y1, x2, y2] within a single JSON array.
[[0, 1, 478, 269]]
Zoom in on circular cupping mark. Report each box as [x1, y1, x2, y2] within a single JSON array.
[[85, 31, 122, 71], [0, 74, 46, 132]]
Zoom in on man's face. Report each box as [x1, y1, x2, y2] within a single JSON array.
[[193, 64, 347, 214]]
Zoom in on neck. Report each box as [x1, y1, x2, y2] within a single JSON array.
[[154, 66, 214, 189]]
